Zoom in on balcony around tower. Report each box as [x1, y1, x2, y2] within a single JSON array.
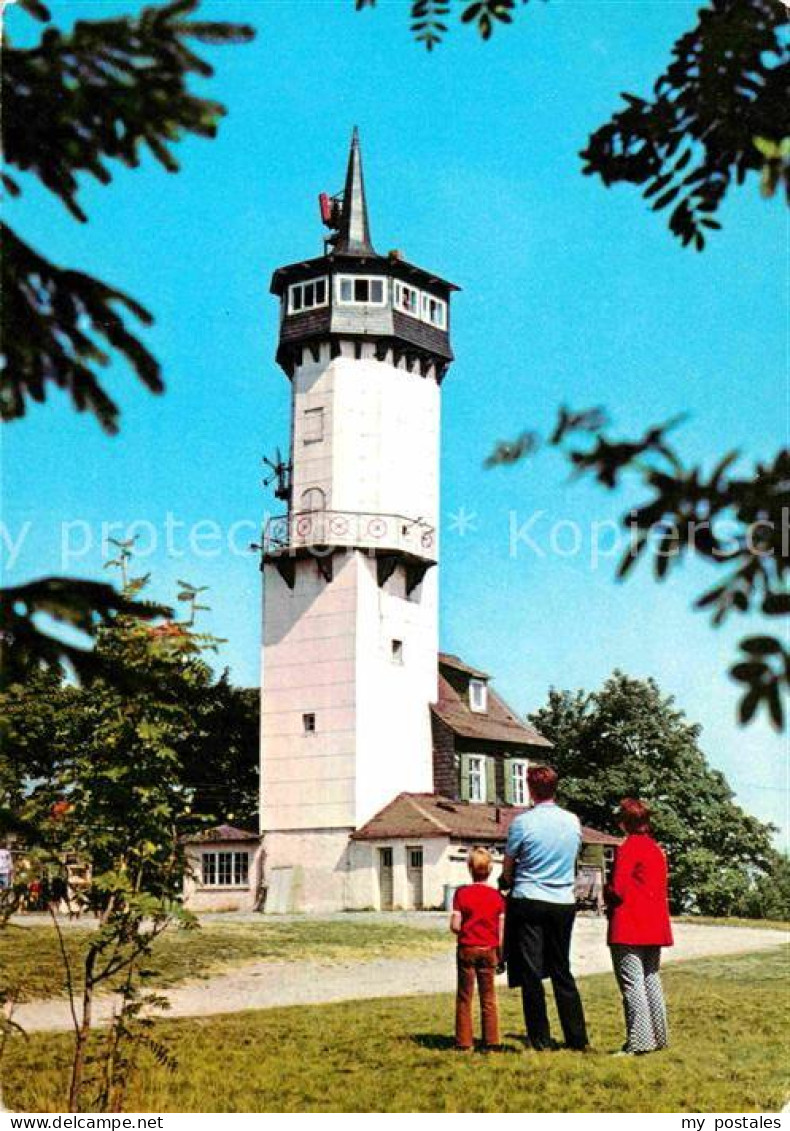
[[262, 508, 436, 593]]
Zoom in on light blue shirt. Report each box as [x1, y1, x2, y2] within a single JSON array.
[[505, 801, 582, 904]]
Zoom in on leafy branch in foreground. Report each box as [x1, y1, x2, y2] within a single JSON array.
[[1, 0, 252, 685], [580, 0, 789, 249], [485, 411, 789, 730], [1, 0, 254, 431], [0, 577, 170, 688], [357, 0, 789, 246], [1, 225, 163, 433], [356, 0, 533, 47]]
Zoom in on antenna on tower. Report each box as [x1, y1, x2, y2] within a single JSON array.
[[262, 448, 292, 502]]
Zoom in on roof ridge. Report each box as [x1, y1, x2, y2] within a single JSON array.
[[406, 794, 452, 834]]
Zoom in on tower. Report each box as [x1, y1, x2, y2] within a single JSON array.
[[260, 131, 458, 912]]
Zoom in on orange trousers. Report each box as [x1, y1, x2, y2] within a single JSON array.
[[455, 946, 500, 1049]]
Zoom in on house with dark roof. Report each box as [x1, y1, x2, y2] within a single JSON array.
[[184, 653, 619, 913], [432, 653, 552, 805]]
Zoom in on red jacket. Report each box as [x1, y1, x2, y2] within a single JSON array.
[[606, 834, 673, 947]]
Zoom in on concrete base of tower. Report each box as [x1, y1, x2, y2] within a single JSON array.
[[262, 828, 358, 913]]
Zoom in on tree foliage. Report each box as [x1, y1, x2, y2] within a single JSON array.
[[2, 0, 254, 431], [529, 672, 778, 915], [580, 0, 789, 249], [0, 577, 170, 690], [488, 410, 789, 730], [0, 569, 257, 1111], [1, 0, 252, 685], [358, 0, 789, 246]]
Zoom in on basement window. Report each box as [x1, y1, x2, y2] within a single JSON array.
[[336, 276, 386, 306], [303, 712, 316, 734]]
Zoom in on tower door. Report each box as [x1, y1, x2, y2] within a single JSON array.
[[406, 846, 424, 910], [378, 847, 394, 910]]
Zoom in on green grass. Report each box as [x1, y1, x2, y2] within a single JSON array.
[[675, 916, 790, 931], [4, 949, 789, 1113], [2, 920, 447, 1001]]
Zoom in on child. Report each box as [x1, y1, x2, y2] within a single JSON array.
[[450, 846, 506, 1051]]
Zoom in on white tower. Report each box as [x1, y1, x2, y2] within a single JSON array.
[[260, 131, 457, 912]]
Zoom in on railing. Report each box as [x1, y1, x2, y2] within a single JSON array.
[[264, 509, 436, 559]]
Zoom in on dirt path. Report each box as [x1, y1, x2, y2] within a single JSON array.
[[15, 919, 788, 1033]]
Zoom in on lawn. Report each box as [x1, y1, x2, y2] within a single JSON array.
[[4, 949, 789, 1113], [1, 919, 447, 1001]]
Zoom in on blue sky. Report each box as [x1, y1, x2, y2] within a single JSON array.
[[4, 0, 788, 838]]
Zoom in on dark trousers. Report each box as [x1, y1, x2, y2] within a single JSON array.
[[455, 946, 500, 1049], [509, 897, 588, 1050]]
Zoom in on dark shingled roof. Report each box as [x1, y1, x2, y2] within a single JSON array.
[[433, 655, 552, 749], [184, 824, 260, 845], [438, 652, 491, 680], [351, 793, 622, 847]]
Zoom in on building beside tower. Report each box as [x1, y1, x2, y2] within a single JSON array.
[[184, 133, 619, 914]]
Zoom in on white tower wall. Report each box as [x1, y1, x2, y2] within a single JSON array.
[[261, 346, 441, 911], [291, 343, 440, 528]]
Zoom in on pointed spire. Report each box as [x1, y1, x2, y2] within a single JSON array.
[[333, 127, 375, 256]]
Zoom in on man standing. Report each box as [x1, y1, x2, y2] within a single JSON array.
[[502, 765, 589, 1051]]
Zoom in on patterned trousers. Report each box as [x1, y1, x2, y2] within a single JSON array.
[[610, 944, 669, 1053]]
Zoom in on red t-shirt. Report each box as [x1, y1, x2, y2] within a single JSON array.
[[453, 883, 505, 949]]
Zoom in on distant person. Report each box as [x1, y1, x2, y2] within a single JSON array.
[[450, 847, 505, 1052], [502, 765, 589, 1051], [0, 845, 12, 891], [605, 798, 673, 1056]]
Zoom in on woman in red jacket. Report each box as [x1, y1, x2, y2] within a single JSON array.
[[605, 798, 673, 1056]]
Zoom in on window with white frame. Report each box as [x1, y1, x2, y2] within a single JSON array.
[[288, 277, 328, 314], [201, 850, 249, 888], [421, 292, 447, 329], [511, 760, 528, 806], [336, 276, 386, 306], [469, 678, 488, 713], [303, 406, 325, 444], [467, 755, 485, 803], [394, 280, 420, 317]]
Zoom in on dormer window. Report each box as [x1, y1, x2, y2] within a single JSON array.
[[469, 678, 487, 713], [336, 276, 386, 306], [288, 277, 328, 314]]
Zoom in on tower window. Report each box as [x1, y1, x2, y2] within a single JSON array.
[[303, 407, 325, 444], [303, 712, 316, 734], [300, 487, 326, 512], [422, 293, 447, 329], [469, 679, 488, 713], [394, 281, 420, 317], [288, 277, 328, 314], [391, 639, 404, 664], [336, 275, 386, 306]]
